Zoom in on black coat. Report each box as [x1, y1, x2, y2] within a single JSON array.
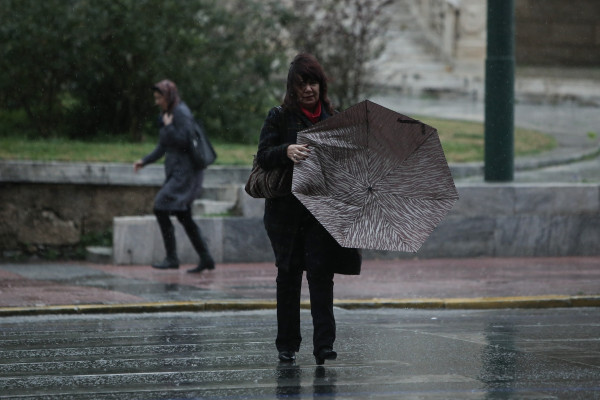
[[142, 102, 203, 211], [257, 106, 361, 275]]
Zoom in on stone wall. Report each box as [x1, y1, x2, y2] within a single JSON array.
[[2, 161, 599, 261], [0, 182, 158, 252], [516, 0, 600, 66], [0, 161, 250, 257]]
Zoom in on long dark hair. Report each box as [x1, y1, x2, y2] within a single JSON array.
[[283, 53, 333, 114]]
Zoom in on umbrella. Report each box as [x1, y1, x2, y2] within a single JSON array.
[[292, 100, 459, 252]]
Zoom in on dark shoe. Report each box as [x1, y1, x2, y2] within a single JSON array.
[[278, 351, 296, 362], [187, 255, 215, 273], [314, 348, 337, 365], [152, 257, 179, 270]]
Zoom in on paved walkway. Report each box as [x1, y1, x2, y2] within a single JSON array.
[[1, 257, 599, 316]]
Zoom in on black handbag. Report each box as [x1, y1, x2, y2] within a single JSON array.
[[189, 119, 217, 170], [244, 156, 292, 199]]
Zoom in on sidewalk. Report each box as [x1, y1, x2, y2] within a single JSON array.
[[1, 257, 599, 316]]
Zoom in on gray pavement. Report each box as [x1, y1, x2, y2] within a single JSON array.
[[1, 257, 599, 316], [1, 308, 599, 399]]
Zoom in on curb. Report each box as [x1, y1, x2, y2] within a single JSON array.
[[449, 145, 600, 180], [1, 295, 599, 317]]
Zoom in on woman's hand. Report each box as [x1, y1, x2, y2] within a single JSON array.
[[287, 144, 310, 164], [133, 160, 144, 173], [162, 113, 173, 126]]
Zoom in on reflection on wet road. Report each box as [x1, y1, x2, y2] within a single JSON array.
[[0, 308, 598, 399]]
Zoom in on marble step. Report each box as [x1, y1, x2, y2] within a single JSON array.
[[199, 184, 239, 202], [192, 199, 237, 216]]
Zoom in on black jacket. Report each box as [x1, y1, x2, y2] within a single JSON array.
[[143, 102, 203, 211], [257, 106, 361, 275]]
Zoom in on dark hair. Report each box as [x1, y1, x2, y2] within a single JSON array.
[[152, 79, 181, 113], [283, 53, 333, 114]]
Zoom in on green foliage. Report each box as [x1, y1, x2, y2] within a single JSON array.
[[80, 230, 113, 248], [0, 0, 80, 137], [0, 0, 291, 143]]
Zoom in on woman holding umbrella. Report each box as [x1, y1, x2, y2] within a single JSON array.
[[256, 54, 361, 365]]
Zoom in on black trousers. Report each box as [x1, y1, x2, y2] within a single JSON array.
[[154, 208, 209, 258], [275, 216, 336, 356], [276, 268, 335, 356]]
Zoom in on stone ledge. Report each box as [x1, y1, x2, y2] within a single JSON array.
[[1, 160, 487, 185], [0, 161, 252, 186], [114, 183, 600, 264]]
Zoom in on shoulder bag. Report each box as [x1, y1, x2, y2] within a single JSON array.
[[244, 106, 292, 198], [189, 119, 217, 170], [244, 156, 292, 199]]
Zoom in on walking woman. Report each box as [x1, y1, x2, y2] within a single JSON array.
[[256, 54, 361, 365], [134, 79, 215, 274]]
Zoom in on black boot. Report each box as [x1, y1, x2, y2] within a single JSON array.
[[187, 252, 215, 273], [278, 350, 296, 363], [180, 215, 215, 273], [154, 210, 179, 269], [152, 256, 179, 270], [314, 347, 337, 365]]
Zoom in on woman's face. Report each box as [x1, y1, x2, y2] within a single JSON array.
[[154, 92, 168, 112], [294, 77, 320, 111]]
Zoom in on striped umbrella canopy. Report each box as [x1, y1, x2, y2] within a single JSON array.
[[292, 100, 459, 252]]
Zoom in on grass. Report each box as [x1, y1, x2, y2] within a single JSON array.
[[0, 137, 256, 166], [0, 116, 556, 164], [418, 116, 556, 163]]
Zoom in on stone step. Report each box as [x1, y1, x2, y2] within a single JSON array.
[[112, 215, 273, 265], [369, 0, 480, 97], [192, 199, 237, 216], [370, 70, 480, 98], [85, 246, 113, 264], [200, 184, 239, 202]]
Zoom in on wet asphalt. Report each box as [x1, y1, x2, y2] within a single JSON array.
[[1, 308, 599, 399]]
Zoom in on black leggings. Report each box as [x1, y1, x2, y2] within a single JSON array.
[[154, 208, 208, 257]]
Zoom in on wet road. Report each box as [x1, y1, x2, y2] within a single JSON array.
[[1, 308, 599, 399]]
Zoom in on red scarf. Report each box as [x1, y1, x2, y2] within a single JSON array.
[[301, 101, 322, 124]]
